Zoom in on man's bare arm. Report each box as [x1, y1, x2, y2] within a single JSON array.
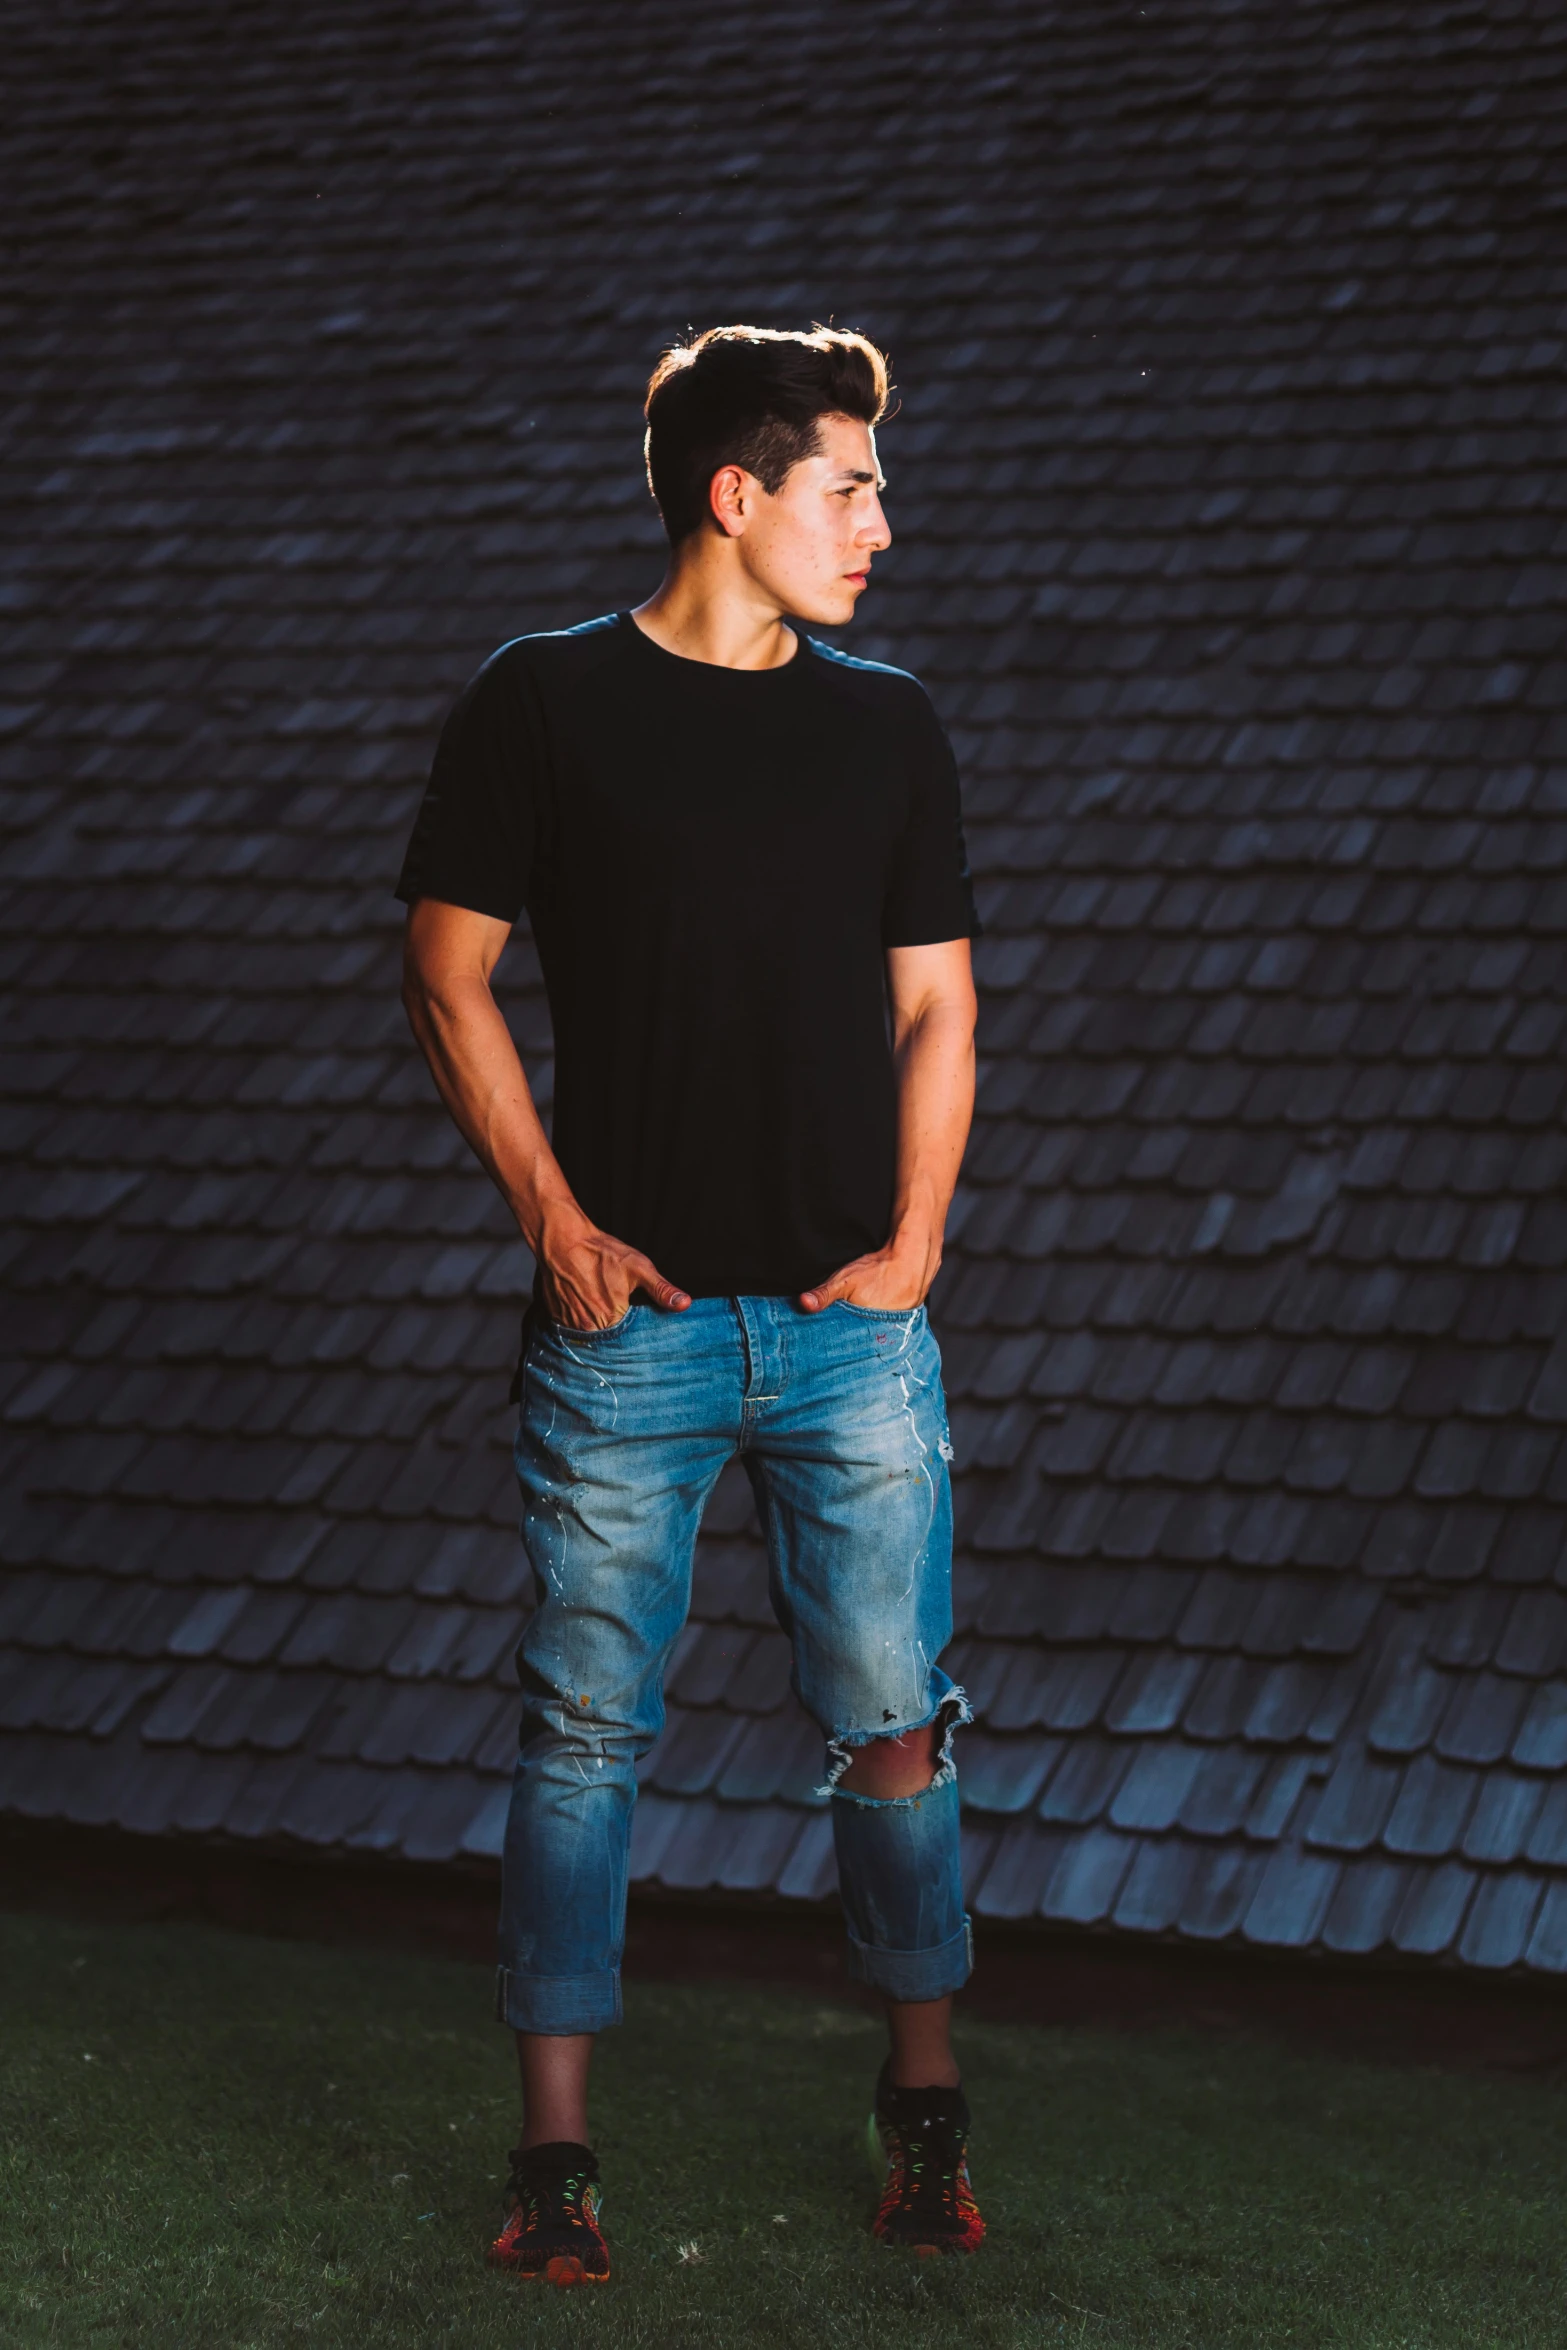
[[401, 897, 690, 1329], [799, 937, 977, 1313]]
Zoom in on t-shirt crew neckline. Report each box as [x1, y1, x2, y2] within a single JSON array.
[[617, 609, 809, 681]]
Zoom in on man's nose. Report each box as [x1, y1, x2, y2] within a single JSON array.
[[862, 497, 892, 551]]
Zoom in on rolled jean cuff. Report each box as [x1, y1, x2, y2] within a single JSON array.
[[495, 1963, 622, 2035], [843, 1915, 973, 2002]]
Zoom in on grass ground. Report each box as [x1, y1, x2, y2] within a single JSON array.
[[3, 1909, 1566, 2349]]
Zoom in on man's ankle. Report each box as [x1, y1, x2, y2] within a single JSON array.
[[886, 2064, 960, 2090]]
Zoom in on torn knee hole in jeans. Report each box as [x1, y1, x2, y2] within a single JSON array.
[[820, 1684, 972, 1804]]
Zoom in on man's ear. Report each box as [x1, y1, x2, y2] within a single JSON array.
[[708, 463, 753, 539]]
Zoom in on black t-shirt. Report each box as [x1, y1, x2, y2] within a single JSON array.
[[395, 611, 978, 1298]]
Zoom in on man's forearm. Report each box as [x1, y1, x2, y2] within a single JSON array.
[[401, 901, 689, 1326], [402, 962, 588, 1260], [887, 1001, 976, 1276]]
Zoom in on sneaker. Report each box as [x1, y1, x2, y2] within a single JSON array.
[[868, 2065, 985, 2256], [488, 2140, 609, 2285]]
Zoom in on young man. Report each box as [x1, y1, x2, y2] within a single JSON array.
[[397, 325, 982, 2284]]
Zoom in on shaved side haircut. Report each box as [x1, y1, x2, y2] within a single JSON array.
[[643, 323, 891, 544]]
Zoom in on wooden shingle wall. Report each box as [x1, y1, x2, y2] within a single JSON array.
[[3, 0, 1567, 1968]]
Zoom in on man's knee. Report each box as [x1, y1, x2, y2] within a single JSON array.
[[836, 1720, 940, 1801], [514, 1676, 653, 1782]]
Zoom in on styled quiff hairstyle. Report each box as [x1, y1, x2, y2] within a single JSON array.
[[643, 324, 891, 545]]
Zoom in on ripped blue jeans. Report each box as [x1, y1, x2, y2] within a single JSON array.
[[498, 1294, 971, 2033]]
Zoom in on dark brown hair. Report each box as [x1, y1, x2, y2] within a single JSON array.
[[643, 324, 891, 544]]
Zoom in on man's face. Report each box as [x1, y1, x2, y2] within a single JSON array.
[[727, 413, 891, 625]]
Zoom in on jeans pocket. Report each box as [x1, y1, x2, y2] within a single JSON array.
[[544, 1303, 640, 1341], [832, 1300, 927, 1323]]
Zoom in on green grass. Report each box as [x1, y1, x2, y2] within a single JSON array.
[[3, 1909, 1566, 2348]]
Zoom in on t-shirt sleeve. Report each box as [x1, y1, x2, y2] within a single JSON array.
[[394, 647, 541, 922], [881, 689, 982, 947]]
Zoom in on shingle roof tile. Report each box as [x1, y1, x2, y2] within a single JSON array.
[[1511, 1683, 1567, 1772], [1179, 1846, 1267, 1943], [1463, 1773, 1545, 1868], [1243, 1849, 1341, 1950], [1304, 1752, 1401, 1854], [970, 1823, 1067, 1922], [1037, 1735, 1134, 1827], [646, 1709, 749, 1799], [1433, 1673, 1531, 1768], [959, 1730, 1061, 1817], [1366, 1663, 1451, 1758], [648, 1800, 754, 1893], [1382, 1758, 1480, 1860], [774, 1813, 838, 1904], [1457, 1874, 1545, 1971], [1524, 1883, 1567, 1991], [1391, 1863, 1477, 1959], [1320, 1856, 1409, 1957], [1175, 1747, 1268, 1841], [1246, 1754, 1318, 1843], [1040, 1827, 1137, 1926], [1111, 1839, 1201, 1937]]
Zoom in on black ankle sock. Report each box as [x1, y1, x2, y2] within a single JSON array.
[[876, 2062, 970, 2132], [510, 2139, 598, 2179]]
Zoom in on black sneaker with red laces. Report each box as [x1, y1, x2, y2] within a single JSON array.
[[488, 2140, 609, 2285], [868, 2065, 985, 2256]]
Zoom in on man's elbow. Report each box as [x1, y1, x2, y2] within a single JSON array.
[[896, 992, 977, 1060], [928, 984, 979, 1040], [402, 950, 489, 1055]]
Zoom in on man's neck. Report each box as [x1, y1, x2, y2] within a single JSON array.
[[631, 553, 797, 671]]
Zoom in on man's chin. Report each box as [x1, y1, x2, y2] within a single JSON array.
[[796, 590, 865, 629]]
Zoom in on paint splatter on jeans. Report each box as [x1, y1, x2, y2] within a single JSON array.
[[496, 1294, 970, 2034]]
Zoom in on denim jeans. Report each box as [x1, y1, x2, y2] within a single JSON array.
[[497, 1294, 971, 2033]]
